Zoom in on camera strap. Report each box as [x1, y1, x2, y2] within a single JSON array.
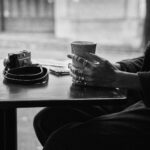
[[3, 65, 49, 85]]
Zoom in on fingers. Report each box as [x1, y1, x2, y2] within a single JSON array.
[[87, 53, 117, 71], [68, 63, 93, 82], [68, 63, 84, 76], [72, 78, 96, 87], [67, 53, 107, 68], [67, 54, 100, 86], [69, 71, 85, 81], [69, 69, 93, 82], [67, 54, 95, 69]]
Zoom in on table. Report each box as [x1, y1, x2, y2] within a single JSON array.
[[0, 60, 126, 150]]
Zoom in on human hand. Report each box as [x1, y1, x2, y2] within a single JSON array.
[[67, 53, 119, 87]]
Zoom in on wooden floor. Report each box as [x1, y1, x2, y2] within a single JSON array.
[[0, 33, 143, 150]]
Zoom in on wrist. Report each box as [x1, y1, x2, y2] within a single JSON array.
[[114, 63, 121, 70], [113, 70, 141, 89]]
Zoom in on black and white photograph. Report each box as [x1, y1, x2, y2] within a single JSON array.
[[0, 0, 149, 150]]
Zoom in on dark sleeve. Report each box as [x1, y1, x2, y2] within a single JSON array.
[[117, 56, 144, 73], [138, 72, 150, 107]]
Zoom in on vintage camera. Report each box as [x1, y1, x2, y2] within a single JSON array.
[[4, 50, 32, 69]]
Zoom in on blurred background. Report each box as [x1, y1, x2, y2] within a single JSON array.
[[0, 0, 146, 46], [0, 0, 149, 150]]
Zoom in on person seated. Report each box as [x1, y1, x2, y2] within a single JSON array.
[[34, 42, 150, 150]]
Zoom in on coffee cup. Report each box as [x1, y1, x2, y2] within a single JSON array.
[[71, 41, 96, 69], [70, 41, 96, 86]]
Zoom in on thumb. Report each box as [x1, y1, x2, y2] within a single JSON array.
[[87, 53, 105, 63]]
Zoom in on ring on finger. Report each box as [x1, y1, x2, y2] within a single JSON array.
[[78, 76, 85, 81], [77, 69, 83, 75], [83, 60, 88, 67]]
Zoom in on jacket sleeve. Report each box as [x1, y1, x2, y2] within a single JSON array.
[[138, 72, 150, 107], [117, 56, 144, 73]]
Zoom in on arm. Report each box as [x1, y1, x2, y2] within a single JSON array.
[[68, 54, 150, 106], [115, 56, 144, 73], [112, 70, 150, 107], [68, 54, 143, 89], [113, 71, 141, 89]]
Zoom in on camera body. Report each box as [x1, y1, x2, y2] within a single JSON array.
[[4, 50, 32, 69]]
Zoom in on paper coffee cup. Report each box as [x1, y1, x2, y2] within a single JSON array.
[[70, 41, 96, 86], [71, 41, 96, 69]]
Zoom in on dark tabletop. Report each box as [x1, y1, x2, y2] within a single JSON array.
[[0, 60, 126, 108]]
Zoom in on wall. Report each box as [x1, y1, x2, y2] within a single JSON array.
[[55, 0, 146, 47], [0, 0, 54, 32]]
